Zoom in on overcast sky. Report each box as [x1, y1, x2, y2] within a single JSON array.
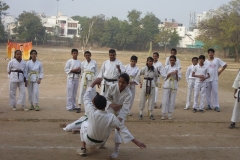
[[6, 0, 231, 27]]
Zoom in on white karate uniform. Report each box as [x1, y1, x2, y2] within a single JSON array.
[[7, 59, 27, 107], [63, 116, 88, 131], [106, 84, 134, 144], [231, 71, 240, 122], [162, 64, 181, 115], [192, 64, 209, 110], [64, 59, 81, 110], [153, 61, 165, 104], [26, 60, 44, 104], [125, 64, 139, 111], [165, 57, 181, 69], [204, 58, 226, 108], [97, 59, 125, 97], [80, 87, 120, 147], [135, 66, 160, 111], [185, 64, 196, 108], [78, 59, 98, 105]]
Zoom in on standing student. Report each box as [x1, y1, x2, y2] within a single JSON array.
[[165, 48, 181, 69], [136, 57, 160, 120], [106, 74, 146, 158], [184, 57, 198, 110], [152, 52, 165, 108], [192, 55, 210, 113], [64, 49, 81, 111], [205, 48, 227, 112], [97, 49, 125, 97], [229, 70, 240, 129], [161, 55, 181, 120], [26, 50, 43, 111], [77, 51, 98, 113], [7, 50, 28, 111], [125, 55, 139, 116]]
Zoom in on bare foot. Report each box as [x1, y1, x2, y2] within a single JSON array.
[[132, 139, 146, 149], [59, 123, 67, 128], [72, 129, 80, 134]]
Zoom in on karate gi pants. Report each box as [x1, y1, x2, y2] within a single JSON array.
[[231, 97, 240, 122], [80, 121, 106, 147], [206, 81, 219, 108], [66, 78, 79, 110], [193, 82, 206, 110], [9, 82, 26, 106], [162, 88, 177, 114], [28, 82, 39, 104], [138, 86, 155, 111], [129, 85, 135, 111], [186, 79, 195, 108]]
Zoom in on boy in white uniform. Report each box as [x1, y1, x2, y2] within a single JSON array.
[[165, 48, 181, 69], [106, 73, 146, 158], [125, 55, 139, 115], [97, 49, 125, 97], [229, 70, 240, 129], [7, 50, 28, 111], [184, 57, 198, 110], [192, 55, 210, 113], [205, 48, 227, 112], [152, 52, 165, 108], [162, 55, 181, 120], [26, 50, 44, 111], [64, 49, 81, 111], [77, 78, 120, 156], [77, 51, 98, 113]]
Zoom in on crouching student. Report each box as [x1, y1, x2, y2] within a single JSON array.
[[106, 73, 147, 158], [7, 50, 28, 111], [229, 70, 240, 129], [161, 55, 181, 120], [192, 55, 210, 113], [77, 78, 121, 156]]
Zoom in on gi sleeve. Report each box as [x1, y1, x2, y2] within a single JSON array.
[[218, 58, 227, 68], [185, 66, 190, 83], [232, 71, 240, 89], [64, 60, 71, 74], [165, 57, 169, 66], [83, 87, 97, 116], [97, 61, 105, 78], [39, 62, 44, 79]]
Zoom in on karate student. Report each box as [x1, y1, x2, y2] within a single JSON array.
[[161, 55, 181, 120], [229, 70, 240, 129], [97, 49, 125, 97], [7, 50, 28, 111], [77, 51, 98, 113], [64, 49, 81, 111], [192, 55, 210, 113], [125, 55, 139, 115], [184, 57, 198, 110], [152, 52, 165, 108], [165, 48, 181, 69], [205, 48, 227, 112], [136, 57, 161, 120], [106, 73, 146, 158], [77, 78, 120, 156], [26, 50, 43, 111]]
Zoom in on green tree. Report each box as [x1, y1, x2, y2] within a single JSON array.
[[154, 27, 172, 54], [169, 29, 181, 48], [13, 11, 45, 42], [0, 1, 10, 41]]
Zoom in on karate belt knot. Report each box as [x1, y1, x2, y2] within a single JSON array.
[[28, 71, 38, 84], [103, 78, 117, 92], [83, 71, 94, 89], [72, 71, 81, 79], [10, 70, 24, 80], [169, 77, 176, 93], [144, 77, 153, 100]]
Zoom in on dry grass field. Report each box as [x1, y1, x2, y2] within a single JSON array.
[[0, 46, 240, 160]]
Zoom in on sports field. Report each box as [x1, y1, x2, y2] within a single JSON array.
[[0, 46, 239, 160]]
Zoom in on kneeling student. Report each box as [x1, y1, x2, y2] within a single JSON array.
[[192, 55, 210, 113]]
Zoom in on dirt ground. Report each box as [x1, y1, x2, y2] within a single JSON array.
[[0, 46, 240, 160]]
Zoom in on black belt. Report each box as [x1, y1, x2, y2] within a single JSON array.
[[87, 134, 104, 143], [103, 77, 117, 92], [10, 70, 24, 79], [144, 78, 153, 95], [72, 71, 81, 79]]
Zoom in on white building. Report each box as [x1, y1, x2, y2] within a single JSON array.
[[2, 15, 17, 39], [41, 12, 80, 38], [196, 11, 208, 27]]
